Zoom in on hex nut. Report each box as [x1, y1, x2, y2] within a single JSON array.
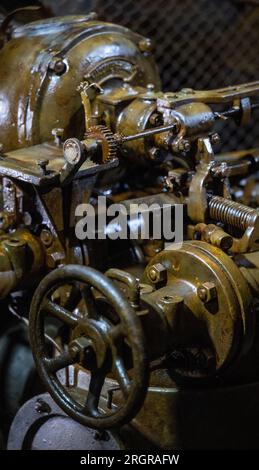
[[198, 282, 217, 303], [69, 337, 93, 363], [147, 263, 167, 284]]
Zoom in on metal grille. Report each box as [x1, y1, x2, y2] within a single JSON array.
[[94, 1, 259, 89], [94, 0, 259, 150], [8, 0, 259, 150]]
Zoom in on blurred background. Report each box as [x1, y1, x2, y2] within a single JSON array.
[[0, 0, 259, 149]]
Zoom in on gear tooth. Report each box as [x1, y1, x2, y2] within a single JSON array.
[[86, 124, 118, 162]]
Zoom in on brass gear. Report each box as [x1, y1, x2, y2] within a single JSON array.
[[85, 125, 118, 163]]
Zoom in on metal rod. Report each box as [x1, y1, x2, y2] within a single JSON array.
[[216, 102, 259, 120], [116, 123, 178, 143], [209, 196, 259, 231], [115, 102, 259, 144]]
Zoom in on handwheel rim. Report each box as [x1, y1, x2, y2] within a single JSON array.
[[29, 265, 149, 429]]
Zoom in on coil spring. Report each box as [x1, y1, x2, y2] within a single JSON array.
[[208, 196, 259, 231]]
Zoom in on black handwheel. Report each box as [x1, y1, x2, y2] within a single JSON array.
[[29, 265, 149, 429]]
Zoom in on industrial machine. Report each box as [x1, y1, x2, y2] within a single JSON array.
[[1, 7, 259, 449]]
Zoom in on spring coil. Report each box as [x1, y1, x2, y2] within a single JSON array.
[[208, 196, 259, 231]]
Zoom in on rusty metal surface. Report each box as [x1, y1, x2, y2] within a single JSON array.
[[1, 6, 259, 450], [29, 265, 149, 429], [142, 241, 253, 377], [0, 14, 160, 152], [95, 0, 259, 151]]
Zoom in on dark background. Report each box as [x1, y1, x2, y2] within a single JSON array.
[[1, 0, 259, 150]]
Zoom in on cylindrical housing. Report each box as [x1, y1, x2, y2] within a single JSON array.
[[0, 15, 160, 151], [0, 229, 45, 298]]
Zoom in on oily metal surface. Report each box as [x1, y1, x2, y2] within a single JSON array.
[[3, 1, 259, 150], [37, 0, 259, 151], [131, 379, 259, 449], [143, 241, 253, 375], [1, 2, 259, 444], [29, 265, 149, 430], [95, 0, 259, 150], [0, 14, 160, 151], [7, 393, 121, 450]]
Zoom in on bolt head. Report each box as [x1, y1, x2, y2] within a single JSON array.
[[220, 235, 233, 251], [54, 59, 67, 75], [148, 147, 160, 160], [179, 139, 191, 152], [52, 128, 64, 138], [198, 282, 217, 303], [37, 159, 49, 167], [211, 133, 221, 146], [40, 229, 53, 247], [149, 113, 163, 126], [35, 399, 51, 414], [139, 38, 153, 53], [148, 263, 167, 284], [69, 337, 93, 363], [46, 251, 65, 268]]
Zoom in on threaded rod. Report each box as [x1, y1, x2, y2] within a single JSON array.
[[209, 196, 259, 231]]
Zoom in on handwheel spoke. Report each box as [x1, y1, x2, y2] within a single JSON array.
[[81, 285, 99, 319], [114, 357, 130, 396], [108, 323, 124, 341], [63, 284, 82, 311], [30, 264, 149, 429], [42, 299, 78, 327], [43, 351, 75, 373], [85, 368, 106, 417]]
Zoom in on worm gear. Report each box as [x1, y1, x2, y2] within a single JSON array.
[[85, 125, 118, 163]]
